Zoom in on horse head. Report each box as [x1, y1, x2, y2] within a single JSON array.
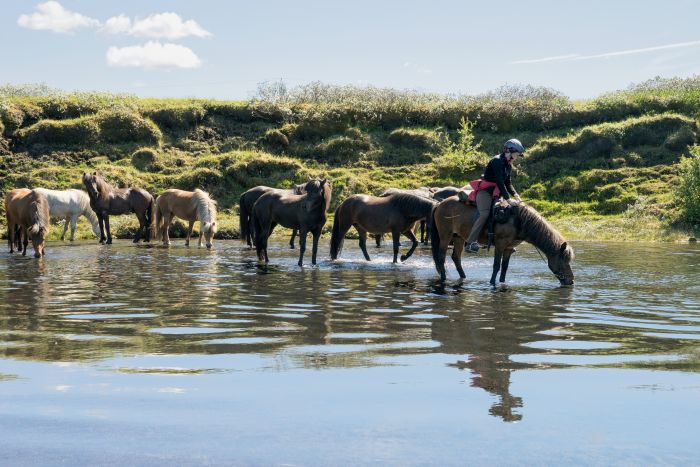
[[548, 242, 575, 286], [302, 179, 331, 213], [202, 221, 217, 249], [82, 172, 100, 200]]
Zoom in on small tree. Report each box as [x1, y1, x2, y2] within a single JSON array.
[[435, 117, 488, 181], [677, 145, 700, 224]]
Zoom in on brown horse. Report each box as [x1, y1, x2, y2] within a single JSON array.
[[252, 179, 331, 266], [239, 184, 305, 248], [430, 197, 575, 286], [330, 193, 436, 263], [377, 187, 436, 245], [82, 172, 155, 244], [4, 188, 50, 258], [156, 189, 218, 248]]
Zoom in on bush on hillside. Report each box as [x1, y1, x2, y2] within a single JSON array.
[[96, 110, 162, 145], [0, 103, 26, 136], [388, 128, 439, 150], [314, 135, 371, 165], [144, 105, 207, 132], [434, 118, 488, 180], [20, 117, 100, 147], [131, 148, 162, 172], [262, 129, 289, 149], [677, 147, 700, 224]]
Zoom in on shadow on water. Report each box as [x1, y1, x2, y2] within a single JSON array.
[[1, 240, 699, 425]]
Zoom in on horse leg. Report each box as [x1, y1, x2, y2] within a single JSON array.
[[69, 216, 78, 242], [297, 229, 308, 267], [8, 222, 14, 253], [436, 233, 451, 282], [357, 228, 371, 261], [420, 220, 426, 244], [451, 236, 467, 279], [186, 220, 194, 246], [161, 215, 170, 245], [375, 234, 381, 248], [490, 247, 503, 287], [104, 215, 112, 244], [97, 213, 106, 244], [290, 229, 297, 249], [391, 230, 401, 263], [61, 217, 69, 241], [499, 248, 516, 284], [311, 228, 321, 265], [400, 230, 419, 262], [22, 227, 28, 256], [133, 213, 145, 243]]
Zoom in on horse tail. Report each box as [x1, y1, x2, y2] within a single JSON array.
[[430, 205, 441, 266], [250, 205, 262, 249], [330, 205, 344, 260], [239, 193, 250, 244]]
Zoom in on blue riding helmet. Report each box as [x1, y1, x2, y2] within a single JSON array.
[[504, 138, 525, 154]]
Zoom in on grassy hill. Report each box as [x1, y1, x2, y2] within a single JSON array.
[[1, 78, 699, 242]]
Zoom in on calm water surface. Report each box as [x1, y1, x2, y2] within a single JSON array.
[[1, 240, 699, 465]]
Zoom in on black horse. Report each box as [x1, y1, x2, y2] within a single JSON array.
[[239, 184, 306, 248]]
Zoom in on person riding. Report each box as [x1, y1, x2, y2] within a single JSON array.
[[464, 138, 524, 253]]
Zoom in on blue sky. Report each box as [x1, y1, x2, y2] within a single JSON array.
[[3, 0, 700, 99]]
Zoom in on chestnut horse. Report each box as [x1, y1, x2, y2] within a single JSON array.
[[252, 179, 331, 266], [156, 188, 218, 248], [330, 193, 436, 263], [82, 172, 155, 244], [430, 197, 575, 286], [4, 188, 50, 258]]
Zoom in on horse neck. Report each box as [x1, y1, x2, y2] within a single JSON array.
[[193, 191, 215, 224], [517, 208, 564, 258]]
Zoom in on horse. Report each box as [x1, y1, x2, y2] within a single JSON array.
[[33, 188, 101, 241], [431, 186, 462, 201], [156, 188, 218, 248], [252, 179, 331, 266], [430, 197, 575, 286], [81, 172, 155, 244], [4, 188, 50, 258], [330, 193, 437, 263], [376, 187, 436, 246], [239, 184, 306, 248]]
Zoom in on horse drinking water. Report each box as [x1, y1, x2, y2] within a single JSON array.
[[430, 197, 574, 286], [156, 189, 218, 248], [4, 188, 50, 258]]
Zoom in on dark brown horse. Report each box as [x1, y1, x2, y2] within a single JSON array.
[[430, 186, 462, 201], [376, 187, 435, 246], [252, 179, 331, 266], [239, 184, 306, 248], [331, 193, 436, 263], [82, 172, 155, 244], [430, 197, 574, 286], [4, 188, 50, 258]]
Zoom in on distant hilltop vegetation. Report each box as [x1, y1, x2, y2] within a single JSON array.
[[1, 77, 699, 241]]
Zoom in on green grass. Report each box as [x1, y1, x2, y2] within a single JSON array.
[[4, 77, 700, 242]]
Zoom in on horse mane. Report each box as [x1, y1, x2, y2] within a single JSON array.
[[29, 190, 49, 233], [93, 173, 113, 200], [192, 189, 217, 224], [322, 181, 332, 212], [302, 179, 332, 212], [514, 202, 574, 260], [388, 193, 436, 216]]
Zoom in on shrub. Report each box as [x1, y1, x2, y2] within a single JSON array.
[[20, 117, 100, 147], [262, 129, 289, 149], [144, 104, 207, 132], [0, 103, 25, 136], [676, 147, 700, 223], [131, 148, 162, 172], [96, 109, 162, 145], [434, 118, 488, 180], [388, 128, 439, 150], [665, 126, 697, 152], [315, 135, 371, 165]]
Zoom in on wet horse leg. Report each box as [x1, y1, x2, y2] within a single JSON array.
[[451, 236, 467, 279], [436, 230, 452, 282], [391, 230, 401, 263], [297, 228, 307, 266], [97, 213, 106, 244], [61, 217, 69, 241], [133, 212, 145, 243], [69, 216, 78, 242], [161, 214, 171, 245], [498, 248, 516, 284], [289, 229, 297, 249], [22, 226, 28, 256], [400, 229, 419, 262], [311, 228, 321, 265], [357, 228, 371, 261], [185, 220, 194, 246], [7, 222, 14, 253], [375, 234, 382, 248], [490, 247, 503, 286]]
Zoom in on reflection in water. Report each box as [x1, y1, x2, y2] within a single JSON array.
[[0, 241, 699, 426]]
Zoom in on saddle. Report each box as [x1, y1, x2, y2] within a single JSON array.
[[486, 200, 515, 249]]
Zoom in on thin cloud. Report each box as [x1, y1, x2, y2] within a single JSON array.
[[511, 40, 700, 64], [403, 61, 433, 74], [17, 1, 100, 33], [106, 41, 202, 69], [102, 12, 211, 39]]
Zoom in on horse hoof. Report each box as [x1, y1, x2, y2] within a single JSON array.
[[400, 255, 408, 262]]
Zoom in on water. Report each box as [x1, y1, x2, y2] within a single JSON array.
[[1, 240, 699, 465]]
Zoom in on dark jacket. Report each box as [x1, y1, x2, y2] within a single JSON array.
[[482, 153, 518, 200]]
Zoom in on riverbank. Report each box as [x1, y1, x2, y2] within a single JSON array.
[[2, 79, 699, 242]]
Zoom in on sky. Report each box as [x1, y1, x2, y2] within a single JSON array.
[[3, 0, 700, 100]]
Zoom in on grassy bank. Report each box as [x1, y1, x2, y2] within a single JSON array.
[[1, 78, 699, 242]]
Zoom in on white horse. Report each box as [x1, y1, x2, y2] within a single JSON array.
[[33, 188, 101, 241]]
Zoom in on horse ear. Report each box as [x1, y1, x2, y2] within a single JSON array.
[[560, 242, 568, 253], [321, 178, 327, 186]]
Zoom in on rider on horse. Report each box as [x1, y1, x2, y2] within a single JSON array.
[[464, 138, 524, 253]]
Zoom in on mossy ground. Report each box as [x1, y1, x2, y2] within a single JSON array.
[[2, 79, 700, 243]]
